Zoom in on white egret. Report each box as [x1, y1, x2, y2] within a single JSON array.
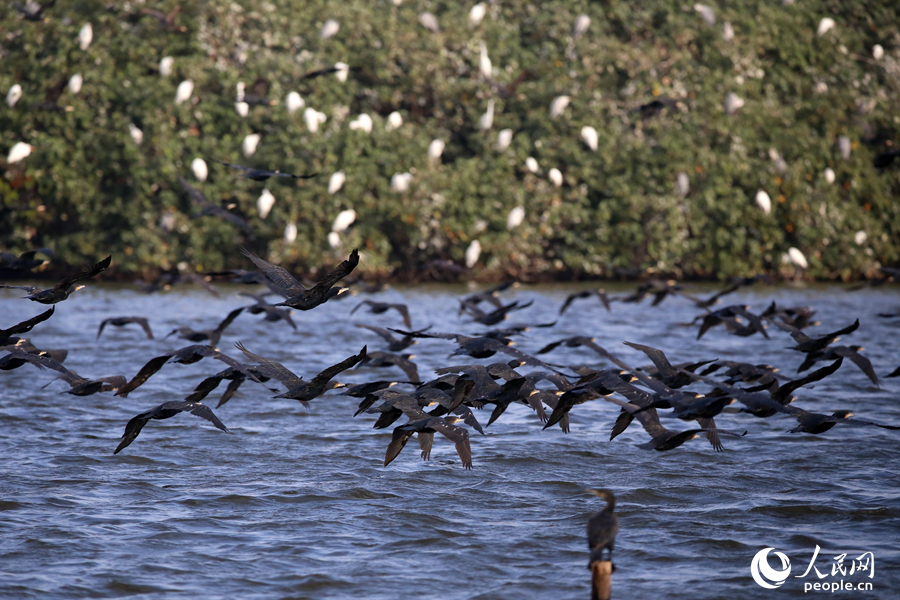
[[478, 99, 494, 131], [235, 102, 249, 117], [854, 231, 867, 245], [465, 240, 481, 268], [191, 158, 208, 182], [724, 92, 744, 115], [332, 209, 357, 233], [873, 44, 884, 60], [507, 206, 525, 230], [174, 79, 194, 105], [7, 142, 35, 164], [469, 4, 486, 26], [817, 18, 835, 37], [525, 157, 539, 173], [321, 19, 339, 39], [349, 114, 374, 133], [6, 84, 23, 108], [787, 247, 808, 269], [723, 22, 734, 42], [676, 172, 690, 197], [824, 168, 835, 184], [78, 23, 93, 51], [549, 95, 571, 118], [242, 133, 260, 158], [159, 56, 173, 77], [428, 139, 445, 163], [548, 168, 563, 187], [68, 74, 83, 94], [496, 128, 513, 151], [328, 232, 342, 248], [236, 81, 245, 101], [581, 126, 598, 151], [693, 4, 715, 26], [334, 62, 350, 83], [479, 41, 492, 78], [286, 91, 304, 113], [837, 136, 851, 160], [284, 222, 298, 243], [573, 14, 591, 38], [755, 190, 771, 215], [303, 108, 327, 133], [386, 111, 403, 131], [257, 189, 275, 219], [128, 123, 143, 146], [328, 172, 346, 195], [391, 173, 413, 193], [418, 12, 439, 33]]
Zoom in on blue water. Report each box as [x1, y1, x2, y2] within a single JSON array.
[[1, 282, 898, 598]]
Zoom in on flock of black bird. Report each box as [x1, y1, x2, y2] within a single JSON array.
[[2, 251, 899, 469]]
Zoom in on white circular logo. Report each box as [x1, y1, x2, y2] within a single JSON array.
[[751, 548, 792, 589]]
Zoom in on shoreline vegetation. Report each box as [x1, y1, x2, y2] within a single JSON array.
[[2, 1, 899, 283]]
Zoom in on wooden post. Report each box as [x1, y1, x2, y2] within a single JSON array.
[[590, 560, 612, 600]]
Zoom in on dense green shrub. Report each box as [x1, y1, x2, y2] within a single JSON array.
[[1, 0, 898, 281]]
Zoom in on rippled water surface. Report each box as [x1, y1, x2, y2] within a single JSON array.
[[1, 282, 898, 599]]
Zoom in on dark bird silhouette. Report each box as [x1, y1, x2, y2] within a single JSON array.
[[677, 283, 739, 309], [761, 302, 819, 329], [621, 279, 680, 306], [354, 324, 422, 352], [235, 342, 366, 406], [240, 75, 277, 106], [634, 98, 682, 120], [0, 307, 54, 346], [0, 255, 110, 304], [462, 299, 533, 325], [166, 307, 244, 346], [178, 176, 254, 234], [587, 489, 619, 564], [457, 282, 517, 315], [384, 416, 473, 469], [97, 316, 154, 340], [238, 292, 296, 329], [696, 305, 768, 340], [184, 364, 274, 407], [623, 341, 714, 389], [4, 348, 125, 396], [873, 149, 900, 169], [216, 160, 318, 182], [241, 247, 359, 310], [559, 289, 611, 315], [786, 408, 900, 434], [350, 300, 412, 329], [357, 350, 420, 383], [114, 400, 228, 454], [300, 65, 361, 80], [797, 345, 879, 387], [0, 248, 52, 274], [484, 69, 536, 99], [766, 318, 859, 353], [115, 345, 259, 397]]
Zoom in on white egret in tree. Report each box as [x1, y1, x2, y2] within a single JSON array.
[[507, 206, 525, 230], [478, 99, 494, 130], [496, 128, 512, 151], [418, 12, 439, 33], [284, 222, 298, 243], [724, 92, 744, 115], [386, 111, 403, 131], [349, 114, 373, 133], [837, 136, 851, 160], [128, 123, 143, 145], [191, 158, 208, 182], [479, 42, 492, 78], [676, 172, 689, 197], [159, 56, 173, 77], [525, 157, 539, 173], [469, 4, 486, 26], [242, 133, 260, 158], [693, 4, 715, 26], [824, 168, 835, 184], [465, 240, 481, 268], [428, 139, 445, 163], [548, 168, 563, 187], [787, 247, 808, 269], [334, 62, 350, 82], [817, 18, 835, 37], [573, 14, 591, 38], [391, 173, 413, 193], [78, 23, 92, 51], [258, 189, 275, 219], [286, 91, 304, 113], [332, 209, 357, 233], [235, 102, 249, 117], [175, 79, 193, 105], [328, 172, 346, 195], [68, 74, 82, 94], [873, 45, 884, 60], [321, 19, 339, 39], [549, 95, 571, 118], [755, 190, 771, 215], [304, 108, 326, 133], [7, 84, 23, 108], [581, 126, 598, 151], [7, 142, 35, 164]]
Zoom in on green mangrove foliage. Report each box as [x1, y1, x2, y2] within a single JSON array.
[[1, 0, 898, 281]]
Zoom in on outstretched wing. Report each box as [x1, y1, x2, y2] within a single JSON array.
[[310, 346, 368, 388], [240, 248, 307, 297], [233, 341, 303, 388], [2, 307, 55, 338], [307, 249, 359, 297], [115, 354, 173, 397]]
